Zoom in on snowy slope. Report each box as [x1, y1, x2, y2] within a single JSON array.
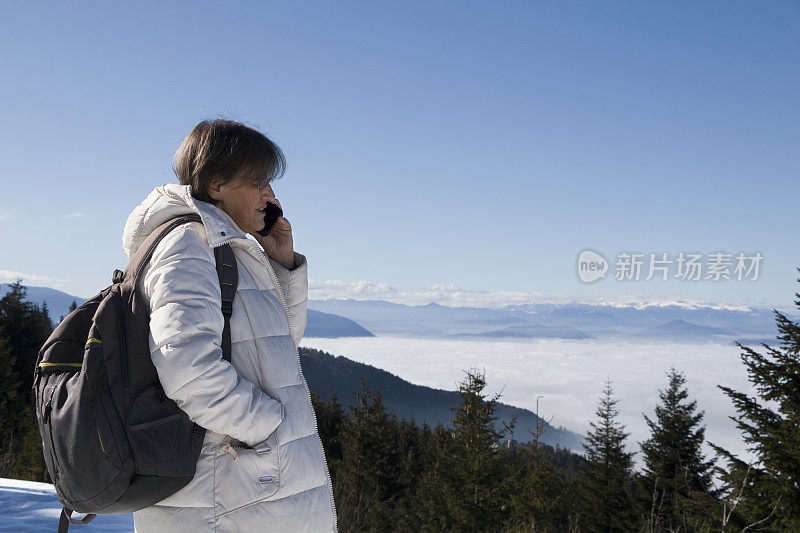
[[0, 478, 133, 532]]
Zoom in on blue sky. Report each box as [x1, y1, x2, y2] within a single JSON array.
[[1, 1, 798, 309]]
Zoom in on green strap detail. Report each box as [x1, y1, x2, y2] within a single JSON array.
[[39, 362, 82, 368], [86, 337, 102, 344]]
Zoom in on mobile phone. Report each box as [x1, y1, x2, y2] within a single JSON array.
[[257, 202, 283, 237]]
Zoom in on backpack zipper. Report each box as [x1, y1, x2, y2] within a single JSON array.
[[43, 377, 63, 479], [43, 401, 58, 476]]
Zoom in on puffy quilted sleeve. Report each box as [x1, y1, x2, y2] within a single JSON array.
[[267, 251, 308, 346], [139, 223, 284, 447]]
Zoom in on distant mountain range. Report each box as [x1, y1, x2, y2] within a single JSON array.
[[452, 324, 594, 340], [300, 346, 584, 451], [633, 319, 735, 340], [309, 298, 793, 345], [3, 284, 793, 344]]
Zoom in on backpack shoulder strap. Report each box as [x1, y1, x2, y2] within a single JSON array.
[[214, 244, 238, 363], [122, 213, 203, 283], [120, 213, 238, 362], [57, 507, 96, 533]]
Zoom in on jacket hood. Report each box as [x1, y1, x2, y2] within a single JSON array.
[[122, 183, 249, 260]]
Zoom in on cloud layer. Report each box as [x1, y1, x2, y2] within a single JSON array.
[[300, 335, 759, 471], [0, 270, 69, 286]]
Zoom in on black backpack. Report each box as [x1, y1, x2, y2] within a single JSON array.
[[33, 214, 238, 532]]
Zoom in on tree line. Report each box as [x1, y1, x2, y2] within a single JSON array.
[[2, 273, 800, 531]]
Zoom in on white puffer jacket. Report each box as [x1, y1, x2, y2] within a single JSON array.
[[121, 183, 338, 532]]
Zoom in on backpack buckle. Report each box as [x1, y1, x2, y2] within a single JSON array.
[[220, 298, 233, 316], [112, 269, 125, 284]]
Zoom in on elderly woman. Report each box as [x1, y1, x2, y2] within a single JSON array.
[[121, 119, 337, 532]]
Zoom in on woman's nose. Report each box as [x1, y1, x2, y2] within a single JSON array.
[[261, 185, 276, 201]]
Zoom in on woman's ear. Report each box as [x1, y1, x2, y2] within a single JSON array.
[[208, 178, 223, 202]]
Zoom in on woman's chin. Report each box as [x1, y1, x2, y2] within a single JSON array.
[[249, 218, 266, 235]]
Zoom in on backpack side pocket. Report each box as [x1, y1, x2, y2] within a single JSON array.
[[126, 385, 197, 478]]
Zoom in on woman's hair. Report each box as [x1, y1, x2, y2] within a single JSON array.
[[172, 119, 287, 204]]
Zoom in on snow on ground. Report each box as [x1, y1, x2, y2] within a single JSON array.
[[0, 478, 133, 533]]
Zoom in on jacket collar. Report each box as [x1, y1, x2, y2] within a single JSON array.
[[180, 186, 250, 248], [123, 183, 253, 260]]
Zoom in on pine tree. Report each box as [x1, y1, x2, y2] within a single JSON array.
[[389, 416, 428, 530], [333, 378, 402, 532], [0, 282, 51, 481], [311, 389, 345, 481], [60, 300, 79, 323], [639, 367, 715, 531], [0, 335, 23, 476], [581, 378, 637, 532], [504, 446, 572, 532], [414, 421, 451, 531], [0, 280, 53, 398], [417, 367, 515, 532], [709, 267, 800, 530]]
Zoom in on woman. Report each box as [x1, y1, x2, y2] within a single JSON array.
[[121, 119, 338, 532]]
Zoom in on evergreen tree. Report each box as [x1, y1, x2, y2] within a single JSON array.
[[414, 421, 451, 531], [60, 300, 79, 323], [709, 267, 800, 530], [0, 280, 53, 398], [503, 446, 573, 532], [639, 367, 715, 531], [0, 282, 51, 481], [311, 389, 345, 482], [392, 416, 428, 530], [581, 378, 638, 532], [333, 378, 402, 532], [417, 367, 515, 532], [0, 335, 23, 475]]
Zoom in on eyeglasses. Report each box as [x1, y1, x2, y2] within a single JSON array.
[[236, 174, 272, 191], [255, 176, 271, 190]]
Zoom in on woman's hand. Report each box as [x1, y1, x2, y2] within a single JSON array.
[[251, 198, 295, 269]]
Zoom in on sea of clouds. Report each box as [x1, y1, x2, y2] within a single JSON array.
[[300, 336, 761, 472]]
